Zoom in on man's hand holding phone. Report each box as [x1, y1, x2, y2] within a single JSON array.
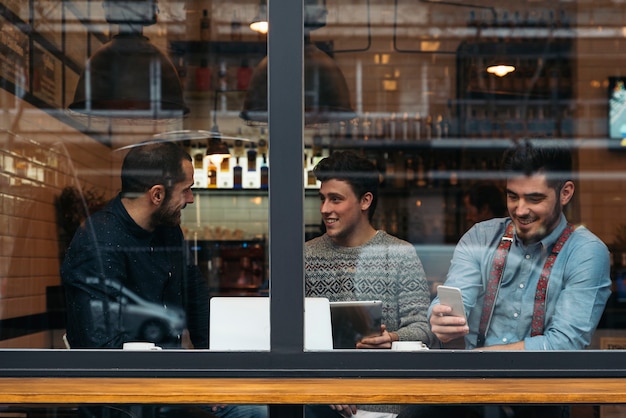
[[431, 286, 469, 344]]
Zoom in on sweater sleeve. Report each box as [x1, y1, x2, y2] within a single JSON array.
[[393, 244, 437, 347]]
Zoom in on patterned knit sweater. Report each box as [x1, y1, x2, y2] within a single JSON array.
[[305, 230, 435, 347]]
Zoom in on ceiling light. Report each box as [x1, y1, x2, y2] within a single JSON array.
[[68, 0, 188, 119], [249, 0, 268, 34], [486, 64, 516, 77], [241, 40, 355, 126]]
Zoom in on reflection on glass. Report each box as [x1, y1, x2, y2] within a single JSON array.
[[2, 0, 626, 358]]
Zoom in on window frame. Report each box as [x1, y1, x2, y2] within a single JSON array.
[[1, 0, 626, 380]]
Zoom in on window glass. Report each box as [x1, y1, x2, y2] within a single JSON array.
[[0, 0, 270, 350], [0, 0, 625, 362], [301, 0, 626, 353]]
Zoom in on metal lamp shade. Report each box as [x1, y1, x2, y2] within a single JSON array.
[[69, 34, 188, 119], [240, 42, 356, 125], [206, 137, 231, 158]]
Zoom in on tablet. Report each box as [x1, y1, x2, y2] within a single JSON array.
[[329, 300, 383, 349]]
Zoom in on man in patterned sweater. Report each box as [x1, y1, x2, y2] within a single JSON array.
[[304, 151, 435, 418]]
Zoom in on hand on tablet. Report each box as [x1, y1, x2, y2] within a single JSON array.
[[356, 324, 396, 349]]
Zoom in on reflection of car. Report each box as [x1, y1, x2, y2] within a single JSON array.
[[86, 278, 186, 344]]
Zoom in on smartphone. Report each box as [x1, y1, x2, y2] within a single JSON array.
[[436, 285, 467, 319]]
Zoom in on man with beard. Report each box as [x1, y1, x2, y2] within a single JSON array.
[[61, 140, 207, 349], [429, 141, 610, 351], [397, 142, 612, 418], [61, 140, 267, 418]]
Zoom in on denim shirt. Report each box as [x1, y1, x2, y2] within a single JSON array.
[[429, 215, 611, 350]]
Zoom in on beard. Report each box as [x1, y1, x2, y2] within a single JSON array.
[[151, 195, 183, 228], [516, 199, 562, 245]]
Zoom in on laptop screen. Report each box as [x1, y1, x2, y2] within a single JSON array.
[[209, 297, 333, 351]]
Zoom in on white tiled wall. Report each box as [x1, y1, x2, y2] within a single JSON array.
[[181, 191, 322, 240]]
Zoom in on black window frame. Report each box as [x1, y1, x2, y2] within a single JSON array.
[[0, 0, 625, 382]]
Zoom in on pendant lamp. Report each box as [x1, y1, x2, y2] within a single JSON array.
[[241, 0, 356, 126], [68, 0, 188, 119], [241, 39, 355, 126], [249, 0, 268, 35]]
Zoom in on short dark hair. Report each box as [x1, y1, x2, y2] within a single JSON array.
[[501, 141, 573, 190], [121, 140, 192, 197], [313, 150, 379, 220], [466, 183, 506, 217]]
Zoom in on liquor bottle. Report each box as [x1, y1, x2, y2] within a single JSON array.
[[195, 59, 211, 91], [200, 9, 211, 42], [247, 144, 257, 172], [218, 154, 233, 188], [401, 113, 409, 141], [206, 159, 217, 188], [424, 115, 433, 140], [307, 155, 318, 187], [236, 59, 253, 91], [260, 155, 268, 189], [233, 157, 243, 189], [413, 113, 422, 141], [230, 11, 242, 41], [217, 60, 228, 111], [233, 139, 245, 189], [245, 143, 259, 188], [191, 141, 207, 188], [388, 113, 397, 141]]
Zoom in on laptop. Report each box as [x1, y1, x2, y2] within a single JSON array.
[[209, 297, 333, 351], [329, 300, 383, 349]]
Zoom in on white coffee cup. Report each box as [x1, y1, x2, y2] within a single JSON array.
[[391, 341, 428, 351], [122, 342, 162, 351]]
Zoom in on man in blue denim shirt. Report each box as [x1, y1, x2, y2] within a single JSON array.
[[429, 142, 611, 350]]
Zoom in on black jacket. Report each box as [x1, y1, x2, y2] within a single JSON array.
[[61, 194, 209, 349]]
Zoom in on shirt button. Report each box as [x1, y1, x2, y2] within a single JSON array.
[[519, 283, 525, 289], [525, 254, 531, 259], [513, 312, 519, 318], [502, 338, 508, 343]]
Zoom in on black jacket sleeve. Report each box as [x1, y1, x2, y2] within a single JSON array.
[[184, 264, 210, 348]]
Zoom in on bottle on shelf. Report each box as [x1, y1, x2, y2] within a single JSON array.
[[206, 159, 218, 188], [424, 115, 433, 140], [195, 59, 211, 92], [260, 156, 268, 189], [306, 154, 318, 187], [233, 139, 245, 189], [218, 60, 228, 111], [218, 152, 233, 189], [230, 11, 242, 41], [236, 59, 253, 91], [401, 113, 410, 141], [413, 113, 422, 141], [388, 113, 397, 141], [191, 141, 207, 188], [200, 9, 211, 42], [258, 131, 269, 190], [245, 143, 259, 188], [233, 157, 243, 189]]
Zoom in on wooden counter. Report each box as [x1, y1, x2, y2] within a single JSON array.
[[0, 378, 624, 405]]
